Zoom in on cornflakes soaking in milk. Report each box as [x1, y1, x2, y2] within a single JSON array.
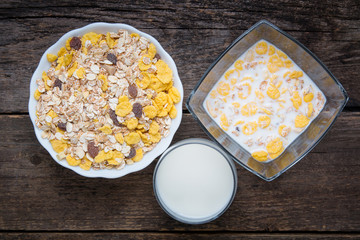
[[204, 40, 326, 162]]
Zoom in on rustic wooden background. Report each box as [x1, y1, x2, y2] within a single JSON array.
[[1, 0, 360, 239]]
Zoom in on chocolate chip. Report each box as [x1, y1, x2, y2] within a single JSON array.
[[107, 53, 117, 65], [128, 84, 138, 98], [235, 127, 240, 132], [132, 102, 143, 118], [53, 78, 62, 90], [88, 141, 99, 158], [155, 53, 161, 60], [126, 148, 136, 159], [57, 122, 66, 131], [109, 109, 121, 127], [70, 37, 82, 50]]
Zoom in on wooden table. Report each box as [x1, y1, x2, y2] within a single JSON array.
[[1, 1, 360, 239]]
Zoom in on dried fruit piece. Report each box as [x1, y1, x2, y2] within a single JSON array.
[[57, 122, 67, 131], [53, 78, 62, 90], [70, 37, 82, 50], [155, 53, 161, 60], [132, 102, 143, 118], [107, 53, 117, 65], [128, 84, 138, 98], [87, 141, 99, 158], [109, 109, 121, 126], [126, 148, 136, 159]]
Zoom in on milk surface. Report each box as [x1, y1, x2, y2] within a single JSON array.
[[155, 143, 235, 220], [204, 39, 326, 161]]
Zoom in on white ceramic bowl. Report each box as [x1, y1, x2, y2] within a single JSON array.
[[28, 22, 183, 178]]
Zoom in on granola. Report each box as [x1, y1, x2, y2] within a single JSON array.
[[35, 30, 181, 170]]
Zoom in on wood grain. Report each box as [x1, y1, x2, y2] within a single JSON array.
[[0, 0, 360, 236], [0, 113, 359, 231], [1, 232, 360, 240], [0, 0, 359, 113]]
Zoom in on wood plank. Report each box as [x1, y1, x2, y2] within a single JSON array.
[[0, 0, 359, 113], [0, 113, 359, 231], [1, 232, 360, 240]]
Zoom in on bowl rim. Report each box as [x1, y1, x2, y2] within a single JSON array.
[[28, 22, 184, 178], [186, 19, 349, 181]]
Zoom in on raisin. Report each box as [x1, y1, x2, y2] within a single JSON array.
[[126, 148, 136, 159], [70, 37, 82, 50], [53, 78, 62, 90], [107, 53, 117, 65], [155, 53, 161, 60], [236, 126, 240, 132], [88, 141, 99, 158], [128, 84, 138, 98], [132, 102, 143, 118], [57, 122, 66, 131], [109, 109, 121, 127]]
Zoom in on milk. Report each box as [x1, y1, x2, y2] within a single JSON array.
[[204, 39, 326, 160], [154, 142, 236, 222]]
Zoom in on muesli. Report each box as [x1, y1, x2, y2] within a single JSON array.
[[34, 30, 181, 170]]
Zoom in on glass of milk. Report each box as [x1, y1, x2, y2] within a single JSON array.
[[153, 138, 237, 224]]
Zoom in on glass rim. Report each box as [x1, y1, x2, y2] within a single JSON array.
[[186, 20, 349, 181], [152, 138, 238, 224]]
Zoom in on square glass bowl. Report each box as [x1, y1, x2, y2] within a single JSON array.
[[186, 20, 348, 181]]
